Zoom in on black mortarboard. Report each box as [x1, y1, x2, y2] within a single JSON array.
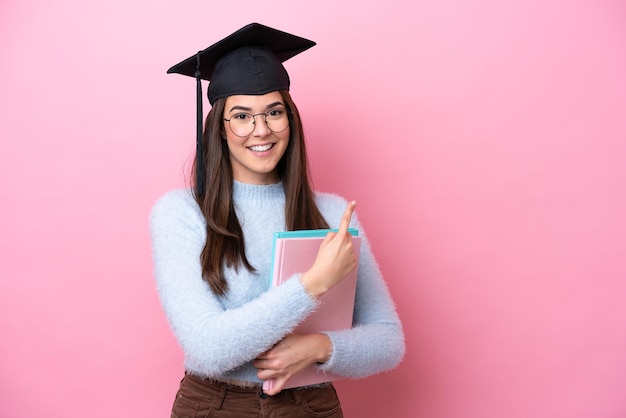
[[167, 23, 316, 196]]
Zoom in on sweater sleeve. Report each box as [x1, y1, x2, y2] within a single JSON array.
[[315, 196, 406, 378], [149, 190, 318, 377]]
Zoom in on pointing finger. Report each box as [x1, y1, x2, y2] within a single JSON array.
[[338, 201, 356, 234]]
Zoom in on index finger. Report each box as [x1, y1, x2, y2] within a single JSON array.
[[338, 201, 356, 234]]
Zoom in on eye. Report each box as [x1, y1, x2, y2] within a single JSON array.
[[232, 113, 252, 121], [266, 108, 286, 119]]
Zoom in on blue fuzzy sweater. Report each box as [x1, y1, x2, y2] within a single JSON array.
[[150, 181, 404, 384]]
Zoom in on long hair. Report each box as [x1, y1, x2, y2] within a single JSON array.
[[192, 90, 329, 296]]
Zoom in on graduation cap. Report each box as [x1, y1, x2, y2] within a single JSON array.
[[167, 23, 316, 196]]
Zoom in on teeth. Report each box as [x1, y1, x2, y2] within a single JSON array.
[[249, 144, 273, 152]]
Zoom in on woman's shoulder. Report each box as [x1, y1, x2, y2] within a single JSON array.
[[314, 190, 349, 209], [150, 188, 202, 224], [314, 191, 355, 228], [153, 188, 196, 209]]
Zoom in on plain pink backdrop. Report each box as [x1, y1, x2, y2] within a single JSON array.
[[1, 0, 625, 417]]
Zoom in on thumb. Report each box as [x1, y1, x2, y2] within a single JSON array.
[[268, 375, 289, 395]]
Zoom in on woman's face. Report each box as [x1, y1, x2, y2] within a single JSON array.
[[222, 91, 290, 185]]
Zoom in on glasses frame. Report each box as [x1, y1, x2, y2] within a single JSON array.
[[223, 108, 290, 138]]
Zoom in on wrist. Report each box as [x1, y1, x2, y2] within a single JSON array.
[[315, 333, 333, 364], [300, 272, 328, 299]]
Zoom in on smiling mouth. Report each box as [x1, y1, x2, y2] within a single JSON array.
[[248, 143, 274, 152]]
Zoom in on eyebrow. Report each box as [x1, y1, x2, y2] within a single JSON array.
[[228, 101, 285, 114]]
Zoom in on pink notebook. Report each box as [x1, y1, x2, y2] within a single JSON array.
[[268, 228, 361, 389]]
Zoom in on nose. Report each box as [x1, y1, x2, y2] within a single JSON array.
[[251, 114, 270, 137]]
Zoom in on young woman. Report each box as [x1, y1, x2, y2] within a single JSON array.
[[150, 23, 405, 417]]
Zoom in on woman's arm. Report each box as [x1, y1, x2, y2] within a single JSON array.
[[253, 197, 405, 393], [311, 194, 405, 378], [150, 190, 319, 377], [317, 228, 406, 377]]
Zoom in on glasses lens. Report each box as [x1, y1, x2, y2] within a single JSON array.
[[266, 108, 289, 133], [229, 113, 255, 137], [227, 108, 290, 137]]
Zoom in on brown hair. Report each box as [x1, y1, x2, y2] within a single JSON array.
[[192, 90, 329, 296]]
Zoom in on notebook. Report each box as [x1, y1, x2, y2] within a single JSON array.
[[267, 228, 361, 389]]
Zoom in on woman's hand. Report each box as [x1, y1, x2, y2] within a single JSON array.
[[301, 201, 357, 299], [253, 333, 332, 396]]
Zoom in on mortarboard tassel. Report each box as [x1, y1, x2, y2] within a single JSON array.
[[195, 51, 205, 196]]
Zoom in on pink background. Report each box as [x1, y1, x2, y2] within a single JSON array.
[[1, 0, 625, 417]]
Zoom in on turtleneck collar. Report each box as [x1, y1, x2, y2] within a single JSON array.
[[232, 180, 285, 205]]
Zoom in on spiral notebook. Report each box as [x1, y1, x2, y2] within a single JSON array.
[[268, 228, 361, 389]]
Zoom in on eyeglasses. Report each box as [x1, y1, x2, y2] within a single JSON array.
[[223, 107, 290, 137]]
